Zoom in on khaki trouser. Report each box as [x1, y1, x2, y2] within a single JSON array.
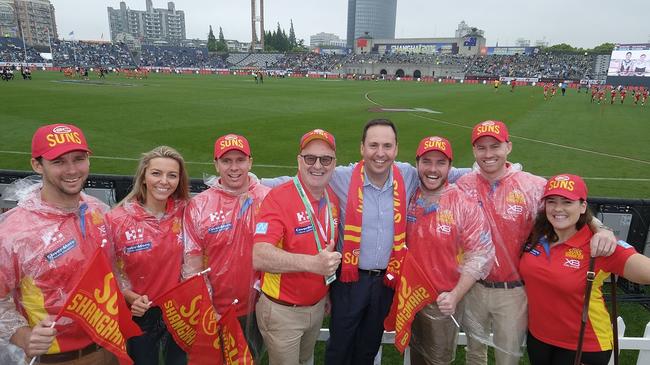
[[463, 284, 527, 365], [410, 301, 464, 365], [256, 294, 326, 365], [30, 348, 118, 365]]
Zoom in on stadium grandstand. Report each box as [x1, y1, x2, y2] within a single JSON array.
[[0, 36, 609, 80]]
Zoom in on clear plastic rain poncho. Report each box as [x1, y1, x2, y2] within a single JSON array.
[[406, 183, 495, 363], [0, 177, 110, 355], [106, 197, 187, 303], [182, 173, 270, 357], [455, 163, 546, 359]]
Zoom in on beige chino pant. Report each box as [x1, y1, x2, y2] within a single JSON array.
[[256, 294, 326, 365]]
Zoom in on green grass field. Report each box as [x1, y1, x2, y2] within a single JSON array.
[[2, 71, 650, 364]]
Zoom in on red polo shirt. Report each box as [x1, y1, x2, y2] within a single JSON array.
[[254, 178, 340, 306], [106, 199, 186, 301], [520, 225, 635, 351], [456, 166, 546, 282], [406, 185, 494, 292]]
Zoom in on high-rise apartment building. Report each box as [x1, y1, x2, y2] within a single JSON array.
[[346, 0, 397, 48], [2, 0, 57, 47], [108, 0, 185, 44]]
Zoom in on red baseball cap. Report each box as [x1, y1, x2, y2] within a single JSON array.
[[214, 134, 251, 159], [542, 174, 588, 201], [416, 136, 453, 160], [300, 129, 336, 151], [471, 120, 509, 144], [31, 123, 92, 160]]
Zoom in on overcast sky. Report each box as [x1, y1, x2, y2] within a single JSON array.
[[52, 0, 649, 48]]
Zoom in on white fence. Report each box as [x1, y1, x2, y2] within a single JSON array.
[[312, 317, 650, 365]]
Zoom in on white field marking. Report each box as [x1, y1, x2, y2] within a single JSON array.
[[0, 150, 295, 169], [364, 91, 382, 106], [409, 113, 650, 166], [365, 93, 442, 113], [364, 91, 650, 166]]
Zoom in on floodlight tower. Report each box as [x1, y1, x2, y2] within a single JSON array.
[[251, 0, 264, 51]]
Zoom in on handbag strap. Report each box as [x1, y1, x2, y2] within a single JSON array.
[[574, 257, 597, 365]]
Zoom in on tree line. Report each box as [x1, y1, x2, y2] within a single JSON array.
[[207, 20, 307, 53]]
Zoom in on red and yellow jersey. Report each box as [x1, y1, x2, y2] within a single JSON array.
[[520, 226, 635, 351], [0, 188, 110, 354], [456, 166, 545, 282], [406, 185, 494, 292], [254, 177, 340, 306], [106, 198, 186, 301], [183, 178, 270, 315]]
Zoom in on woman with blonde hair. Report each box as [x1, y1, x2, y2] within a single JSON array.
[[107, 145, 190, 365]]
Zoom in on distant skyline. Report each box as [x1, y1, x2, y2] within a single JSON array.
[[52, 0, 649, 48]]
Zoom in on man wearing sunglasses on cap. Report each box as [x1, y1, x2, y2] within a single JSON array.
[[253, 129, 342, 365]]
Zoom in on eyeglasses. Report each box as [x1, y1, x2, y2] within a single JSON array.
[[300, 154, 335, 167]]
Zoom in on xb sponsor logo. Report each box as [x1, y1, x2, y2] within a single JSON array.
[[436, 224, 452, 234], [563, 258, 581, 269], [507, 204, 524, 215]]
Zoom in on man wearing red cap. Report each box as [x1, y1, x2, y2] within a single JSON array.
[[407, 136, 495, 365], [252, 129, 342, 365], [457, 121, 617, 365], [182, 133, 270, 361], [0, 124, 117, 364]]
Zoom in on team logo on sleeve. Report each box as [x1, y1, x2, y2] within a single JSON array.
[[255, 222, 269, 235]]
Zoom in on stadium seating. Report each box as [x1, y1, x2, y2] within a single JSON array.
[[0, 37, 604, 80], [0, 38, 45, 63], [52, 40, 136, 68]]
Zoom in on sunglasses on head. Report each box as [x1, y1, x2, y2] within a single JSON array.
[[300, 154, 335, 166]]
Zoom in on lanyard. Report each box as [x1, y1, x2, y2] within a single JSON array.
[[292, 176, 335, 252]]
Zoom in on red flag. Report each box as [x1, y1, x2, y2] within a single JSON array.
[[383, 252, 438, 353], [219, 303, 254, 365], [154, 275, 223, 365], [58, 248, 142, 365]]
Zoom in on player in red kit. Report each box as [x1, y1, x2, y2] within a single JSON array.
[[642, 88, 649, 106], [610, 88, 617, 104], [597, 88, 605, 104], [634, 90, 642, 105], [544, 84, 550, 100]]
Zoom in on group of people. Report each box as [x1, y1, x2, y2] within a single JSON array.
[[1, 120, 650, 365], [590, 85, 649, 106]]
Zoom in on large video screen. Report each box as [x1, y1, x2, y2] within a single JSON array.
[[607, 50, 649, 77], [606, 44, 650, 87]]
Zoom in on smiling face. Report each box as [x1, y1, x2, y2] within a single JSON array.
[[297, 139, 336, 195], [215, 150, 252, 194], [144, 157, 180, 206], [545, 195, 587, 238], [31, 150, 90, 206], [360, 125, 398, 185], [472, 136, 512, 181], [416, 150, 451, 194]]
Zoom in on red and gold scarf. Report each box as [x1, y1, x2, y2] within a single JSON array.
[[340, 161, 407, 287]]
